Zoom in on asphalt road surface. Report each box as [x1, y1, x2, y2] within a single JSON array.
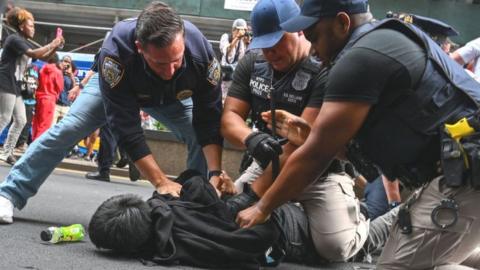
[[0, 165, 375, 270]]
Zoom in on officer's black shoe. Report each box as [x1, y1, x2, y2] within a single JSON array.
[[85, 171, 110, 182], [226, 185, 260, 217], [128, 161, 140, 182], [116, 157, 128, 168]]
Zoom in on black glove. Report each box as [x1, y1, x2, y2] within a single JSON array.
[[245, 131, 282, 169]]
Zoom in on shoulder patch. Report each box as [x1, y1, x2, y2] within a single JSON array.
[[102, 56, 124, 89], [292, 70, 311, 91], [206, 58, 221, 86]]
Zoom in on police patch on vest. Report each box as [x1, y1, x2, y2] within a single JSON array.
[[102, 57, 124, 89], [292, 70, 311, 91], [176, 89, 193, 100], [207, 58, 221, 86]]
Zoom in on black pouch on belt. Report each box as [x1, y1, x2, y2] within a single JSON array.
[[440, 131, 466, 187], [461, 134, 480, 189]]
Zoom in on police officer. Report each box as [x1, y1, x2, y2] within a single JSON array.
[[0, 2, 229, 224], [391, 12, 459, 53], [98, 2, 224, 196], [222, 0, 374, 261], [237, 0, 480, 269]]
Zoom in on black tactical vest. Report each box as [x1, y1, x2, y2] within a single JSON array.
[[342, 20, 480, 188], [249, 54, 322, 134]]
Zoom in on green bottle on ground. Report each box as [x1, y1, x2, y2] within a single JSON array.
[[40, 224, 85, 243]]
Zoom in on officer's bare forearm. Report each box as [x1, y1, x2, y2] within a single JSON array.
[[221, 110, 252, 148], [134, 154, 171, 188], [202, 144, 222, 171]]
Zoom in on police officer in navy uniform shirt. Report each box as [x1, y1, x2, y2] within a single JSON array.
[[236, 0, 480, 269], [98, 2, 226, 196]]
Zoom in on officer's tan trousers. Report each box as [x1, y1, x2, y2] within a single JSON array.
[[377, 177, 480, 270], [237, 164, 369, 262], [296, 173, 369, 261]]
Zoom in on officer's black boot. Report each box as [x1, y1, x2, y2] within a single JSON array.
[[85, 170, 110, 182], [226, 185, 260, 217]]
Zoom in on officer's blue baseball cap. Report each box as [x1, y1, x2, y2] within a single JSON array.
[[281, 0, 369, 33], [248, 0, 300, 50]]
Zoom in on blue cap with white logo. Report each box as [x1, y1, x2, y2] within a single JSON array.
[[248, 0, 300, 50], [281, 0, 369, 32]]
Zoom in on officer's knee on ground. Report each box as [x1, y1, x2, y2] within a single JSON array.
[[312, 234, 360, 262]]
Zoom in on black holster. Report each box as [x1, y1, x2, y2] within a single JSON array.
[[440, 131, 467, 187]]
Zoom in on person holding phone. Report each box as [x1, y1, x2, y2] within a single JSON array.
[[0, 7, 63, 165]]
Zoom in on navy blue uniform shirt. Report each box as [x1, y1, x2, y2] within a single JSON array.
[[98, 19, 222, 161]]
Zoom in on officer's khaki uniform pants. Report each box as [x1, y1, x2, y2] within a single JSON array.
[[236, 163, 369, 261], [297, 173, 369, 261], [377, 177, 480, 270]]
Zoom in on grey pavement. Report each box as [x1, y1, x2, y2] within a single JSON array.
[[0, 163, 376, 270]]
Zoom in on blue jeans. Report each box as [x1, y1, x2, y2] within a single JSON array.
[[0, 73, 206, 209], [364, 176, 389, 220]]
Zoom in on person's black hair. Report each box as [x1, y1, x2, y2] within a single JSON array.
[[48, 53, 59, 64], [88, 194, 153, 254], [135, 1, 184, 48]]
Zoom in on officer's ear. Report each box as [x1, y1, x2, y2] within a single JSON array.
[[135, 40, 145, 55], [333, 12, 351, 38]]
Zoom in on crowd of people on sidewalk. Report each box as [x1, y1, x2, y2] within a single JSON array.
[[1, 0, 480, 269]]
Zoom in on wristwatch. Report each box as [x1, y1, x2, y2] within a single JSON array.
[[389, 201, 401, 210], [79, 82, 85, 89], [208, 170, 222, 179]]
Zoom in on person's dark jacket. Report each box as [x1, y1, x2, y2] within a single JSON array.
[[146, 172, 277, 269]]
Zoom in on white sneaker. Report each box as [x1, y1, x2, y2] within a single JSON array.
[[0, 196, 14, 224]]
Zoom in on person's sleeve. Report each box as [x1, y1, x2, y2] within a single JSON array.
[[55, 72, 64, 98], [98, 50, 150, 161], [305, 67, 328, 108], [191, 56, 223, 147], [219, 33, 229, 55], [8, 35, 30, 56], [225, 53, 254, 102], [456, 38, 480, 64], [324, 48, 406, 104]]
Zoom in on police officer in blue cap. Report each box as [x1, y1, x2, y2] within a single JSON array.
[[222, 0, 378, 262], [236, 0, 480, 269]]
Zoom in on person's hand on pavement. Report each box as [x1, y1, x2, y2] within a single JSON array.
[[261, 110, 311, 146], [236, 203, 270, 228]]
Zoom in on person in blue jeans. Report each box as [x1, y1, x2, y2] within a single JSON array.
[[0, 2, 233, 224], [0, 72, 207, 224]]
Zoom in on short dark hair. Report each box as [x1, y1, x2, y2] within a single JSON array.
[[135, 1, 184, 48], [88, 194, 153, 254]]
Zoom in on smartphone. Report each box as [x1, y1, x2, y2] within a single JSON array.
[[56, 27, 64, 49], [56, 27, 63, 38]]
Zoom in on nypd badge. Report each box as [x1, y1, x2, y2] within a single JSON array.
[[292, 70, 311, 91], [207, 58, 221, 86], [176, 89, 193, 100], [102, 56, 124, 89]]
